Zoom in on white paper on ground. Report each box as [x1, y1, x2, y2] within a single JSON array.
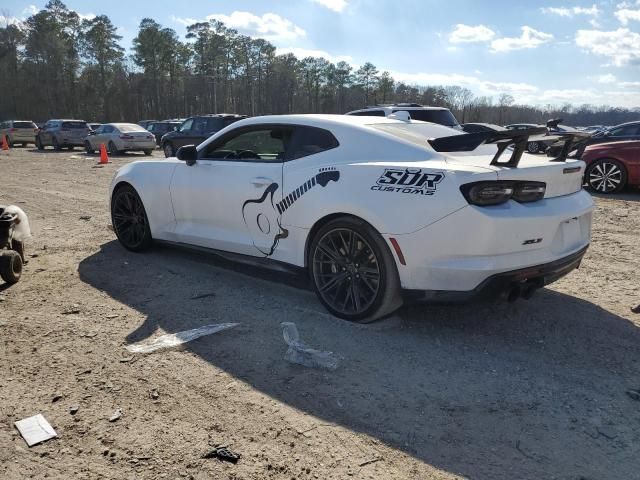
[[125, 323, 240, 354], [15, 414, 57, 447], [281, 322, 339, 370]]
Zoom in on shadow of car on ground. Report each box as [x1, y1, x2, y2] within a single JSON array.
[[78, 240, 640, 479]]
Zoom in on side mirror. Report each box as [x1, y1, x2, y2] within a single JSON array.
[[88, 131, 95, 135], [176, 145, 197, 165]]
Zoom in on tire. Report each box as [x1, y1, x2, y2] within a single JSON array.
[[21, 143, 27, 148], [7, 139, 13, 148], [111, 184, 153, 252], [143, 149, 152, 156], [308, 217, 402, 322], [52, 136, 61, 151], [527, 141, 540, 154], [0, 250, 22, 284], [162, 142, 174, 158], [84, 141, 95, 154], [68, 145, 74, 151], [36, 136, 44, 150], [108, 141, 121, 156], [585, 159, 627, 194]]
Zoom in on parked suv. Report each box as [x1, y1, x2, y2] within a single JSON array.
[[345, 103, 461, 129], [161, 114, 248, 157], [147, 121, 182, 146], [36, 119, 90, 150], [0, 120, 38, 147]]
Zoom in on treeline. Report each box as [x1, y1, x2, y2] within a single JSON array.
[[1, 0, 638, 126]]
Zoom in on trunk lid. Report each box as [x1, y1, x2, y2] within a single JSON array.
[[444, 150, 585, 198]]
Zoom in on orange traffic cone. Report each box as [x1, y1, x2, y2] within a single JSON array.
[[99, 143, 110, 164], [1, 135, 9, 151]]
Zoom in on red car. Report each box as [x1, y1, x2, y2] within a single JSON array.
[[581, 140, 640, 194]]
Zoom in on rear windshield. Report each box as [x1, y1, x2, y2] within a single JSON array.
[[392, 109, 459, 127], [13, 121, 36, 129], [62, 121, 88, 129], [372, 123, 497, 156], [118, 124, 146, 132]]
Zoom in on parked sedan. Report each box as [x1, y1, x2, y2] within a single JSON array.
[[548, 121, 640, 158], [0, 120, 38, 147], [110, 115, 593, 321], [581, 140, 640, 193], [85, 123, 156, 156], [461, 123, 506, 134], [36, 119, 90, 150]]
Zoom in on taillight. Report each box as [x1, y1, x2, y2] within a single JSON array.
[[460, 181, 546, 206], [120, 134, 134, 140]]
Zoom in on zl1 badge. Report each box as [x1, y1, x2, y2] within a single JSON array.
[[371, 168, 444, 196]]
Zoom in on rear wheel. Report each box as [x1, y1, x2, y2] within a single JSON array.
[[309, 217, 401, 322], [586, 159, 627, 194], [143, 149, 153, 156], [21, 143, 27, 148], [52, 137, 61, 151], [527, 141, 540, 154], [36, 136, 44, 150], [108, 141, 121, 156], [0, 251, 22, 284], [111, 184, 153, 252]]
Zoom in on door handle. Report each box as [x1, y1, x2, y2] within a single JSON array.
[[251, 177, 274, 187]]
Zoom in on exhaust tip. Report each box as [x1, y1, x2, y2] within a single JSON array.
[[507, 285, 521, 303]]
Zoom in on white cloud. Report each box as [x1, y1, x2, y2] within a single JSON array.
[[78, 12, 96, 21], [575, 28, 640, 66], [275, 47, 352, 63], [448, 24, 495, 43], [541, 5, 600, 17], [172, 11, 306, 43], [594, 73, 617, 83], [22, 5, 38, 16], [311, 0, 348, 12], [0, 14, 20, 26], [490, 26, 553, 52], [615, 8, 640, 24]]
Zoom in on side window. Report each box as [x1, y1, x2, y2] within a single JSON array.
[[180, 119, 194, 132], [103, 125, 114, 134], [201, 127, 293, 162], [94, 125, 104, 134], [288, 126, 339, 160], [206, 117, 223, 132], [147, 124, 156, 133], [193, 117, 208, 132]]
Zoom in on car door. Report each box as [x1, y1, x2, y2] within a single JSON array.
[[41, 121, 53, 144], [173, 118, 197, 149], [88, 125, 104, 149], [169, 124, 293, 256]]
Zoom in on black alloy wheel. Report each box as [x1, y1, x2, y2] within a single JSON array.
[[163, 142, 174, 158], [310, 218, 401, 322], [586, 159, 627, 194], [527, 141, 540, 154], [111, 185, 152, 251]]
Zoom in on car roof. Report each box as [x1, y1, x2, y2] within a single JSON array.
[[233, 114, 419, 128], [49, 119, 87, 122], [348, 105, 450, 113], [108, 123, 145, 128], [613, 120, 640, 127]]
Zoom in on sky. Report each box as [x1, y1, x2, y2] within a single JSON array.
[[1, 0, 640, 108]]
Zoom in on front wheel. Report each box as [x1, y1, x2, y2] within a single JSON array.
[[143, 149, 152, 156], [84, 141, 94, 154], [111, 184, 153, 252], [586, 159, 627, 194], [162, 142, 174, 158], [52, 137, 61, 151], [0, 251, 22, 284], [309, 217, 402, 322], [527, 141, 540, 154], [36, 136, 44, 150]]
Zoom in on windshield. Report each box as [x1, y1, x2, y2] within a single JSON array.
[[392, 109, 459, 127]]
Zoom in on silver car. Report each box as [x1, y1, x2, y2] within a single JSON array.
[[84, 123, 156, 156], [0, 120, 38, 147], [36, 119, 90, 150]]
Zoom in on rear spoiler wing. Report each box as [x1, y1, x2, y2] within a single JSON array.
[[428, 127, 591, 168]]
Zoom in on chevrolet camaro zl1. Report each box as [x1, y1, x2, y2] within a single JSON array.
[[109, 115, 594, 322]]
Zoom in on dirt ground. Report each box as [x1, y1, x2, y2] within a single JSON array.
[[1, 146, 639, 480]]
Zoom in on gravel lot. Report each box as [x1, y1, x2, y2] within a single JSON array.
[[1, 147, 639, 480]]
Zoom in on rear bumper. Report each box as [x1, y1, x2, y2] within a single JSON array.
[[404, 245, 587, 303]]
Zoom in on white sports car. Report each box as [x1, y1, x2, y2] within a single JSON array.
[[109, 115, 594, 321]]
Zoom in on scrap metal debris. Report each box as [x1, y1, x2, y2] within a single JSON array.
[[280, 322, 339, 370], [14, 414, 57, 447], [202, 446, 240, 464], [125, 323, 240, 354], [109, 408, 122, 422]]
